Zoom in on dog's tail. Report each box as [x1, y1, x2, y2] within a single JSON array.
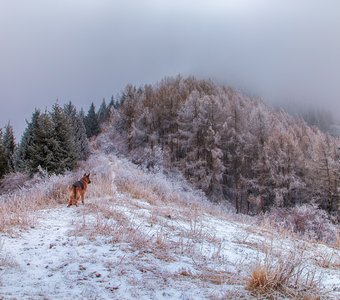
[[73, 185, 77, 200]]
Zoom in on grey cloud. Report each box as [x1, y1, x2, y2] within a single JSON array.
[[1, 0, 340, 138]]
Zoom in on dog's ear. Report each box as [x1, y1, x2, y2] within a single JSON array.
[[83, 173, 87, 177], [87, 173, 90, 177]]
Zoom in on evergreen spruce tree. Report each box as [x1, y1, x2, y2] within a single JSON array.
[[2, 123, 16, 172], [79, 108, 85, 120], [64, 102, 90, 161], [77, 110, 90, 160], [23, 110, 57, 175], [105, 96, 116, 121], [108, 95, 116, 109], [14, 111, 39, 172], [0, 129, 9, 178], [50, 103, 77, 173], [85, 102, 100, 138], [97, 98, 109, 124]]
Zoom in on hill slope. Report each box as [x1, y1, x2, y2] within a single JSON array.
[[1, 153, 340, 299]]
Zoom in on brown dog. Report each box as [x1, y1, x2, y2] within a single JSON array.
[[67, 173, 91, 207]]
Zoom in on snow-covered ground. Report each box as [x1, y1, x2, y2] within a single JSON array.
[[1, 154, 340, 299]]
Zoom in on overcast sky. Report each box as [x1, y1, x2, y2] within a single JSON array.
[[1, 0, 340, 138]]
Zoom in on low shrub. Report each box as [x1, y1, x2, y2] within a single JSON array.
[[261, 205, 338, 244]]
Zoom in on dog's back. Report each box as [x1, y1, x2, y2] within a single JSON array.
[[67, 173, 91, 207]]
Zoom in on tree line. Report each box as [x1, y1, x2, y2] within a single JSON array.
[[0, 99, 114, 178], [1, 76, 339, 217], [109, 76, 340, 216]]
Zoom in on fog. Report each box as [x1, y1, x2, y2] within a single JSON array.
[[1, 0, 340, 138]]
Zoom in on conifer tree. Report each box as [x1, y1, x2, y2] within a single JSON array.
[[176, 92, 225, 198], [64, 102, 90, 161], [79, 108, 86, 121], [85, 102, 100, 138], [120, 85, 142, 151], [108, 95, 117, 110], [14, 111, 39, 172], [50, 103, 77, 173], [22, 110, 57, 175], [76, 111, 90, 160], [97, 98, 110, 124], [0, 129, 9, 178], [105, 96, 118, 123], [314, 134, 339, 213], [2, 123, 16, 172]]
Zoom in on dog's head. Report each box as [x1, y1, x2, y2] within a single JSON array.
[[82, 173, 91, 184]]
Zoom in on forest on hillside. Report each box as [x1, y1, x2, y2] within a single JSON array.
[[1, 76, 339, 218], [108, 76, 340, 217]]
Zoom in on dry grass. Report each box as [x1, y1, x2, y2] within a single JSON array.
[[112, 158, 221, 218], [84, 199, 129, 225], [258, 215, 295, 239], [0, 206, 35, 233], [0, 153, 116, 233], [335, 231, 340, 249], [116, 180, 159, 205], [199, 270, 238, 285], [176, 266, 239, 287], [246, 245, 322, 299], [76, 199, 179, 262], [0, 177, 70, 233], [74, 192, 233, 269], [313, 251, 340, 269]]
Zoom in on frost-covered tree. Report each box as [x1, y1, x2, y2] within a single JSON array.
[[109, 95, 119, 110], [176, 91, 201, 162], [97, 98, 111, 124], [50, 103, 77, 173], [14, 112, 38, 173], [2, 123, 16, 172], [0, 129, 9, 178], [131, 107, 154, 149], [13, 102, 90, 176], [221, 93, 249, 213], [85, 102, 100, 138], [64, 102, 90, 161], [16, 105, 77, 175], [20, 110, 58, 175], [177, 92, 225, 199], [314, 134, 339, 213], [107, 76, 340, 215], [120, 85, 142, 151]]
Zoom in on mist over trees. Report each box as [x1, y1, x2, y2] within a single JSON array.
[[107, 76, 340, 217], [281, 104, 337, 134]]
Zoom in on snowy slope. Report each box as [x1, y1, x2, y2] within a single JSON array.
[[1, 153, 340, 299]]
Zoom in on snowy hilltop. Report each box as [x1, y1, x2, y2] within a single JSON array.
[[1, 150, 340, 299]]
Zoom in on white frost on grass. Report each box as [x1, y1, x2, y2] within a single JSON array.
[[1, 153, 340, 299]]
